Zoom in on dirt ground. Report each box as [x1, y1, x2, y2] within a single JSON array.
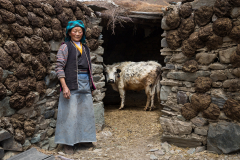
[[37, 105, 240, 160]]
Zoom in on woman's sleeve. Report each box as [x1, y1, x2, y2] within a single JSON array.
[[55, 44, 68, 79]]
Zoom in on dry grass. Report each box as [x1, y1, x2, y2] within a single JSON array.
[[113, 0, 165, 12]]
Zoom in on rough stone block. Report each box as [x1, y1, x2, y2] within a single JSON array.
[[208, 122, 240, 154], [170, 52, 189, 64], [49, 40, 63, 52], [219, 47, 237, 64], [191, 117, 208, 127], [2, 137, 22, 151], [90, 46, 104, 55], [191, 0, 216, 9], [92, 64, 103, 74], [209, 63, 227, 70], [160, 117, 192, 135], [195, 127, 208, 136], [160, 86, 172, 101], [177, 91, 188, 104], [161, 38, 168, 48], [0, 128, 12, 142], [167, 71, 211, 82], [0, 97, 15, 118], [196, 53, 217, 65], [231, 7, 240, 19], [93, 102, 104, 132], [160, 79, 182, 86]]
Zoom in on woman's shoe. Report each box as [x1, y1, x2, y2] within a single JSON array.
[[63, 145, 74, 155]]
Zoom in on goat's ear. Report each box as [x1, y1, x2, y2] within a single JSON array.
[[117, 69, 121, 73], [103, 63, 107, 68]]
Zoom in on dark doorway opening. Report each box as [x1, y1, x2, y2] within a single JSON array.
[[101, 21, 165, 108]]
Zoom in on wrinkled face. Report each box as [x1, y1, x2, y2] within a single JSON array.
[[104, 65, 121, 83], [69, 27, 83, 42]]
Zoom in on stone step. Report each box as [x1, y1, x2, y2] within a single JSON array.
[[7, 148, 55, 160]]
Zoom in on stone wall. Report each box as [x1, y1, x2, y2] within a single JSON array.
[[0, 0, 105, 156], [160, 0, 240, 154]]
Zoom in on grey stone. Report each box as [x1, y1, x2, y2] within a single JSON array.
[[50, 119, 56, 128], [155, 150, 165, 156], [39, 119, 50, 130], [17, 107, 37, 119], [191, 117, 208, 127], [167, 71, 211, 82], [31, 134, 41, 144], [196, 53, 217, 65], [39, 130, 47, 141], [161, 16, 171, 30], [0, 97, 16, 118], [225, 69, 236, 79], [93, 75, 101, 82], [94, 82, 105, 89], [92, 64, 103, 74], [0, 147, 4, 159], [49, 40, 63, 52], [177, 115, 186, 121], [23, 140, 31, 150], [195, 146, 206, 153], [210, 70, 227, 82], [44, 109, 55, 119], [211, 97, 226, 109], [209, 63, 227, 70], [194, 127, 208, 136], [212, 14, 218, 22], [148, 148, 159, 152], [47, 128, 55, 136], [164, 56, 171, 63], [39, 140, 48, 148], [150, 154, 158, 160], [45, 71, 58, 87], [170, 52, 188, 64], [50, 53, 57, 62], [2, 70, 13, 83], [2, 137, 22, 151], [49, 136, 57, 151], [94, 102, 105, 132], [231, 7, 240, 19], [183, 82, 192, 88], [232, 68, 240, 78], [93, 91, 105, 102], [212, 82, 222, 88], [177, 91, 188, 105], [161, 142, 171, 153], [223, 79, 240, 88], [160, 79, 182, 86], [208, 122, 240, 154], [160, 86, 172, 101], [91, 46, 104, 55], [46, 100, 57, 109], [36, 99, 47, 105], [91, 53, 103, 63], [42, 144, 49, 150], [160, 117, 192, 135], [219, 112, 229, 120], [161, 38, 168, 48], [219, 47, 237, 64], [187, 148, 195, 154], [54, 109, 58, 119], [2, 151, 19, 160], [178, 87, 195, 92], [0, 128, 12, 141], [191, 0, 216, 9]]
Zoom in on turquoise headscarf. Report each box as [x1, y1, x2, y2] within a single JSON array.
[[65, 20, 86, 44]]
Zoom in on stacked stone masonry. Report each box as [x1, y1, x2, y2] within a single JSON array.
[[0, 0, 105, 157], [160, 0, 240, 154]]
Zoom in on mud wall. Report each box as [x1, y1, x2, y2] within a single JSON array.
[[0, 0, 105, 154], [160, 0, 240, 154]]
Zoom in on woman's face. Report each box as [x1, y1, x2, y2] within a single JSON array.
[[69, 27, 83, 42]]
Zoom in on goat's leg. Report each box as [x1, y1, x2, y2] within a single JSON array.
[[118, 88, 125, 110], [144, 86, 151, 111], [150, 87, 156, 111]]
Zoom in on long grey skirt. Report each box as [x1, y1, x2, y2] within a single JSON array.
[[55, 73, 97, 146]]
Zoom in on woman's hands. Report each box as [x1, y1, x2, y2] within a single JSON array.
[[63, 86, 71, 99], [59, 78, 71, 99]]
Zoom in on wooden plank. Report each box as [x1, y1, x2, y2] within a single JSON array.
[[129, 11, 163, 17], [129, 15, 162, 20]]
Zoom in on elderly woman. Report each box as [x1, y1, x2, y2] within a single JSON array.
[[55, 20, 97, 154]]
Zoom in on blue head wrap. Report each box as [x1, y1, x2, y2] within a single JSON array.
[[65, 20, 86, 44]]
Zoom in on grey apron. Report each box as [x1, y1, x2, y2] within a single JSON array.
[[55, 73, 97, 146]]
